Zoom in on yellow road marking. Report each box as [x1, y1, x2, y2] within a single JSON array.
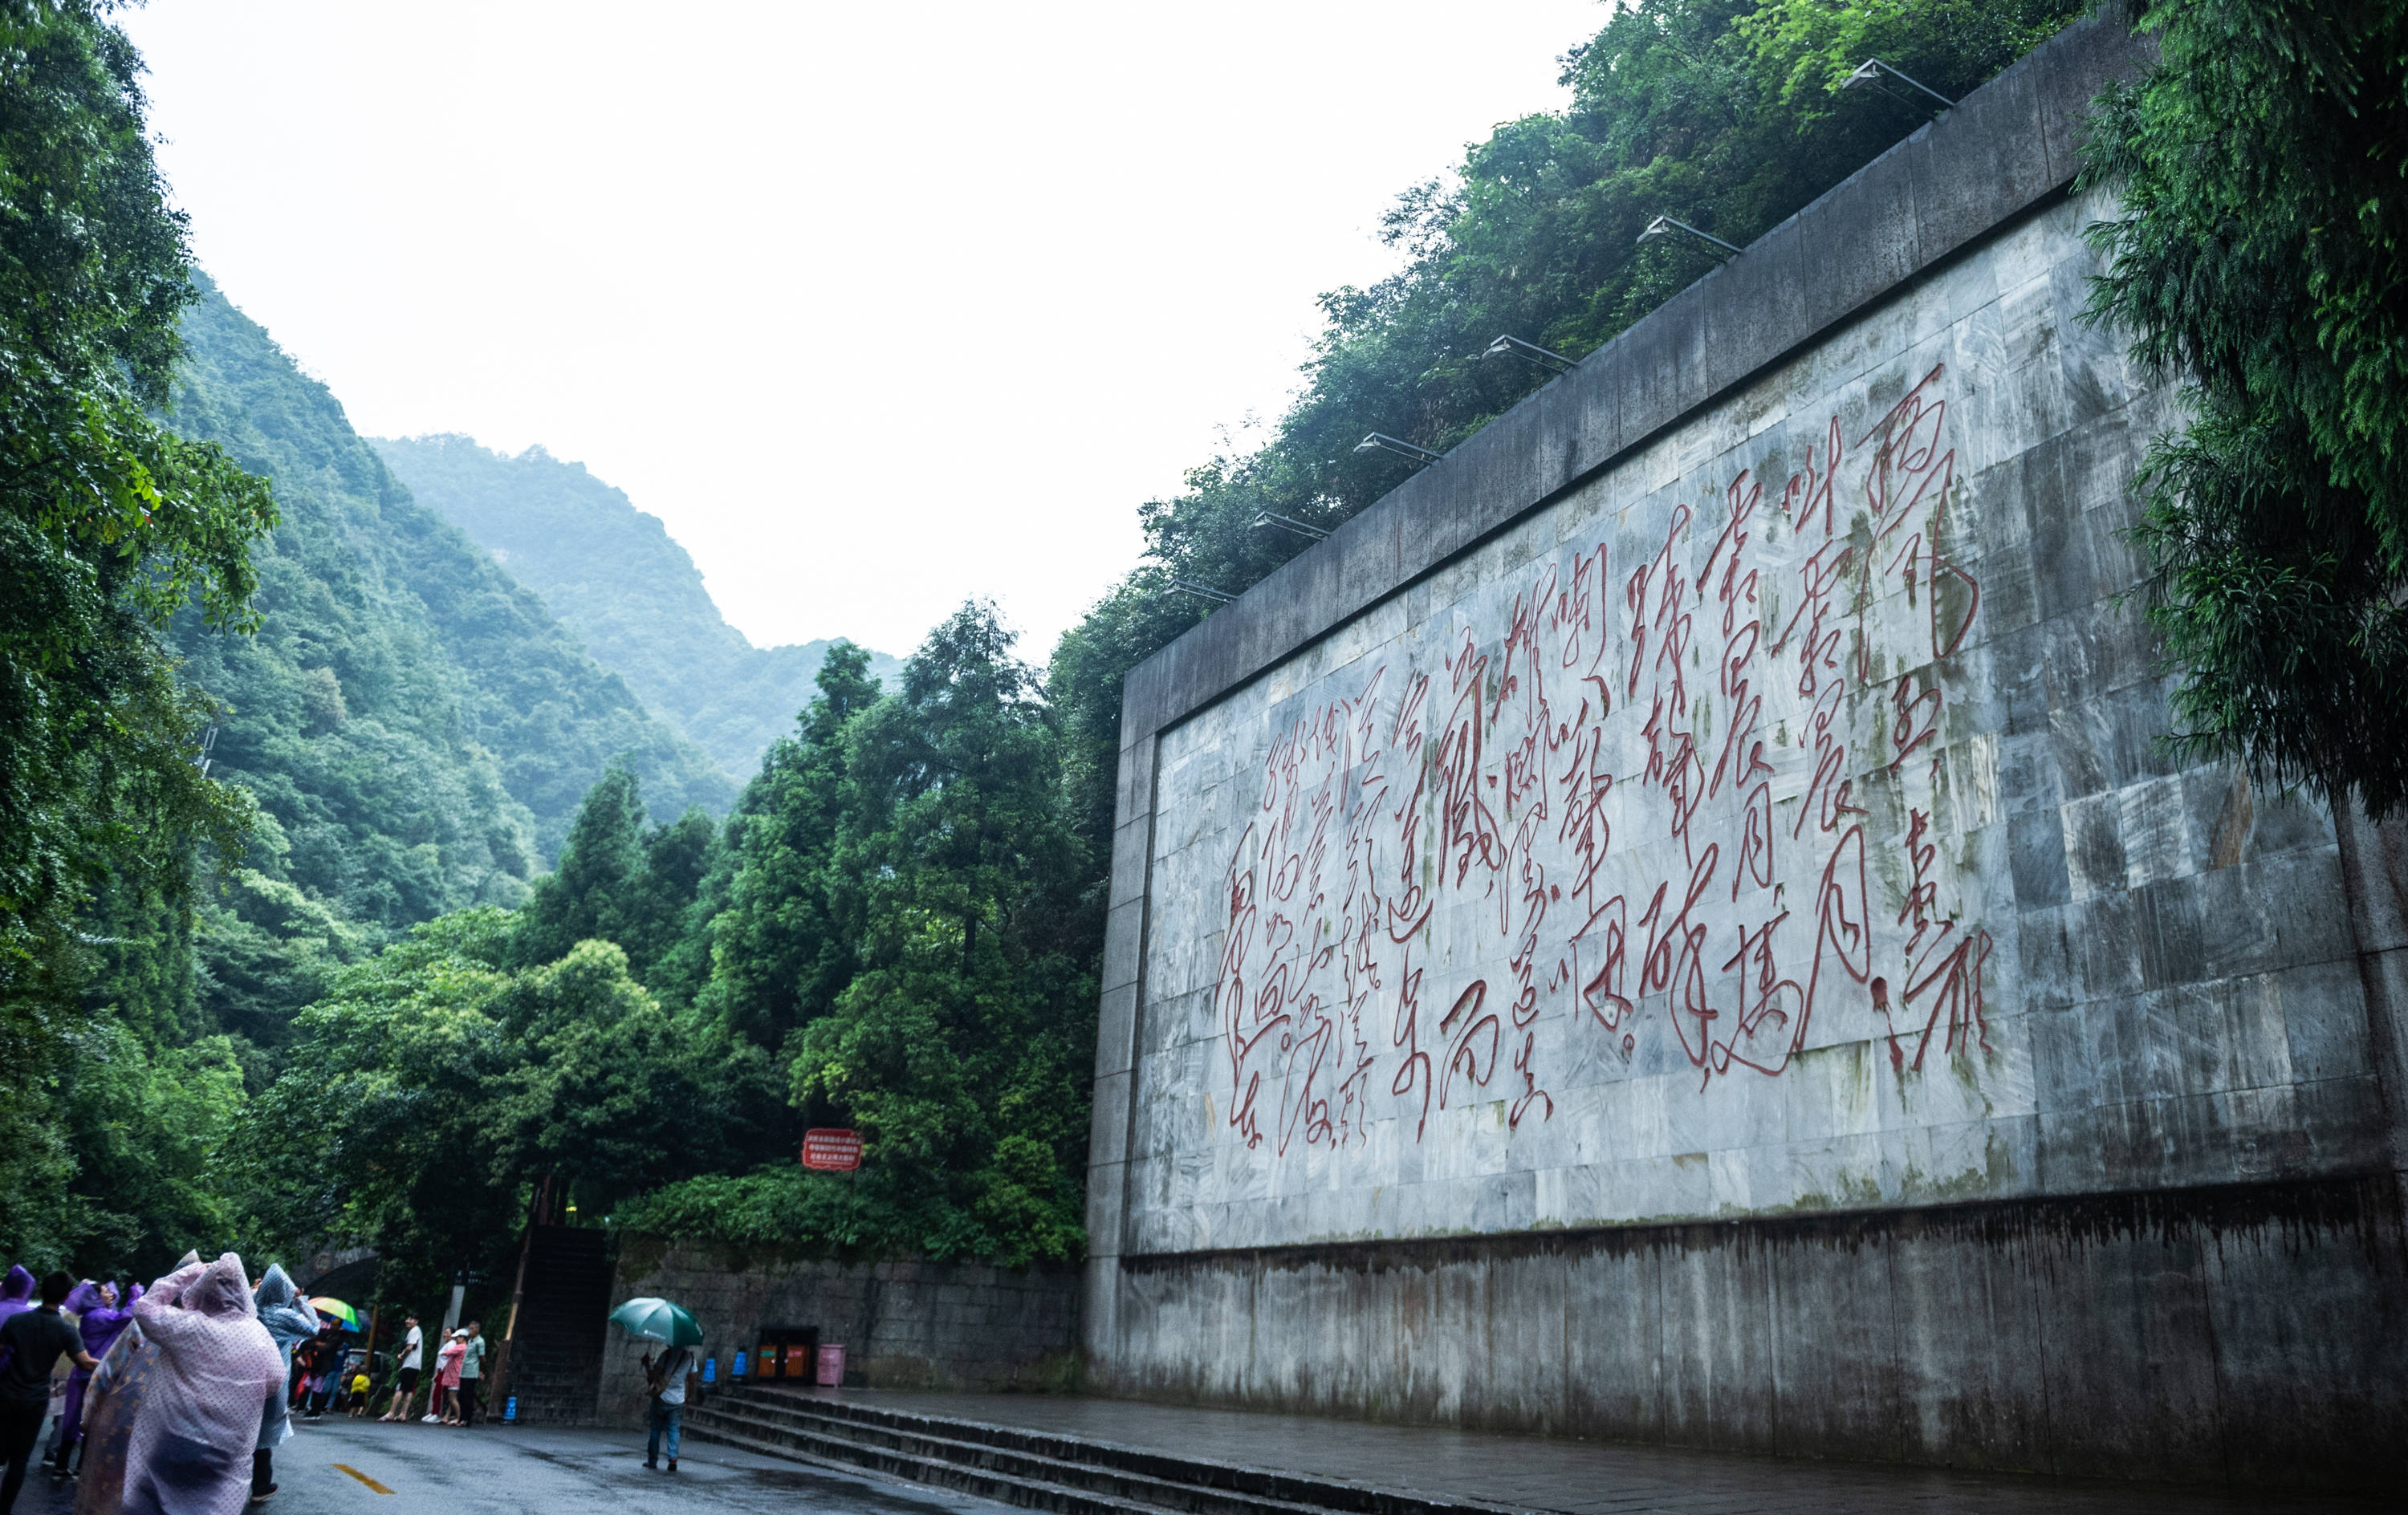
[[332, 1464, 395, 1494]]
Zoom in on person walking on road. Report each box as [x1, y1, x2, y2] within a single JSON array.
[[455, 1323, 486, 1428], [638, 1343, 694, 1473], [0, 1273, 98, 1513], [380, 1315, 421, 1422]]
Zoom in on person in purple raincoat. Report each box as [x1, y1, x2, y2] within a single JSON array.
[[74, 1252, 198, 1515], [0, 1268, 34, 1329], [48, 1281, 139, 1475]]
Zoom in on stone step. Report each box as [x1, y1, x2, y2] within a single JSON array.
[[684, 1392, 1541, 1515], [681, 1411, 1166, 1515]]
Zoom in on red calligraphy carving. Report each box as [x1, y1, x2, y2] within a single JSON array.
[[1213, 367, 1992, 1155]]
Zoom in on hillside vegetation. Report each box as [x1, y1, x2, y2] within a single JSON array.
[[0, 0, 738, 1270], [163, 284, 738, 1060], [372, 433, 905, 780]]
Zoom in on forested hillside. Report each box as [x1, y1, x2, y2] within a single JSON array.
[[263, 620, 1095, 1300], [161, 283, 736, 1053], [371, 434, 905, 779]]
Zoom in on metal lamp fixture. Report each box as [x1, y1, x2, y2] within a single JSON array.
[[1842, 58, 1956, 110], [1168, 578, 1237, 606], [1354, 433, 1446, 467], [1483, 335, 1577, 376], [1253, 512, 1330, 542], [1637, 215, 1743, 258]]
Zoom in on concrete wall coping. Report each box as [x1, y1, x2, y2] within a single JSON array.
[[1114, 14, 2147, 753]]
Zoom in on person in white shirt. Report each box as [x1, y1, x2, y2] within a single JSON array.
[[379, 1316, 422, 1422], [639, 1344, 695, 1473]]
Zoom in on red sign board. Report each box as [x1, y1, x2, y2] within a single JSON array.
[[801, 1128, 862, 1172]]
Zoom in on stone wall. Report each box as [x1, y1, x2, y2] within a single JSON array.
[[1110, 1180, 2406, 1491], [1082, 14, 2408, 1492], [595, 1237, 1079, 1427]]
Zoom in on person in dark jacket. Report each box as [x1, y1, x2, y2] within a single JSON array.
[[0, 1272, 97, 1512]]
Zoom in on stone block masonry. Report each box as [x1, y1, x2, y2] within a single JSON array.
[[1084, 13, 2408, 1493], [594, 1237, 1079, 1428]]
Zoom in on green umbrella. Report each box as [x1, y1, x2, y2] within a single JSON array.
[[608, 1297, 703, 1346]]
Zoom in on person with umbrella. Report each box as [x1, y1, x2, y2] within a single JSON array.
[[608, 1299, 701, 1474]]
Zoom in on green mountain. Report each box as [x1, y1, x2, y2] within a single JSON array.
[[370, 435, 904, 779], [166, 281, 734, 1046]]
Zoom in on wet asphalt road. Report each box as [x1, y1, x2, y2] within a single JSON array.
[[15, 1415, 1011, 1515]]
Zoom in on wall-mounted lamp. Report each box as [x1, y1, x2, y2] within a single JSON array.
[[1168, 579, 1237, 606], [1842, 58, 1955, 111], [1482, 335, 1577, 376], [1354, 433, 1446, 467], [1252, 512, 1330, 542], [1637, 215, 1743, 258]]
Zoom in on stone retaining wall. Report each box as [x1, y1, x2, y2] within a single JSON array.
[[595, 1236, 1079, 1427], [1082, 13, 2408, 1492]]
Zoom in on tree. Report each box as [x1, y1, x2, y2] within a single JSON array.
[[0, 0, 278, 1272], [515, 766, 718, 986], [785, 603, 1092, 1264], [514, 766, 645, 967], [2081, 0, 2408, 815], [486, 940, 779, 1219], [0, 3, 276, 981], [238, 908, 786, 1300], [236, 908, 522, 1302], [633, 609, 1093, 1264], [696, 643, 882, 1048]]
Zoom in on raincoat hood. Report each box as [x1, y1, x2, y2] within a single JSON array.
[[127, 1252, 285, 1501], [185, 1254, 254, 1320], [68, 1279, 140, 1361], [0, 1264, 35, 1324], [252, 1265, 317, 1354]]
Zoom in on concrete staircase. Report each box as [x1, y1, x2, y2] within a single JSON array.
[[680, 1388, 1538, 1515], [499, 1225, 614, 1425]]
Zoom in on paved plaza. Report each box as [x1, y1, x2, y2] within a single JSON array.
[[784, 1389, 2391, 1515], [11, 1391, 2389, 1513], [9, 1415, 1005, 1515]]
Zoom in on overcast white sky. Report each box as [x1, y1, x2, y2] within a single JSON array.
[[122, 1, 1605, 661]]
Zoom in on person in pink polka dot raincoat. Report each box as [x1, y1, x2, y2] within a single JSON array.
[[120, 1254, 283, 1515]]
